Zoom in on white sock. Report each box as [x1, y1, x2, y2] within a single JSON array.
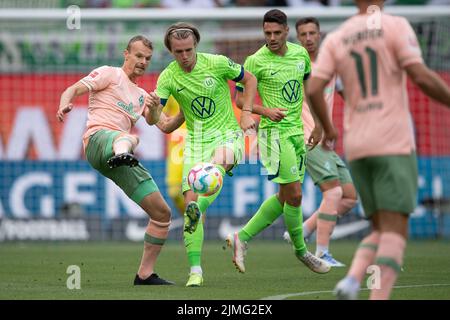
[[316, 245, 329, 257], [190, 266, 202, 275], [113, 138, 132, 155]]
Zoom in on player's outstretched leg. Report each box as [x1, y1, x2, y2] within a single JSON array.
[[107, 152, 139, 168], [184, 201, 201, 234], [225, 232, 248, 273]]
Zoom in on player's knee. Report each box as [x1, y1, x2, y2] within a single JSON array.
[[318, 186, 342, 214], [365, 230, 381, 244], [285, 192, 302, 207], [338, 198, 358, 217], [115, 133, 139, 150], [323, 186, 343, 202], [160, 204, 172, 222]]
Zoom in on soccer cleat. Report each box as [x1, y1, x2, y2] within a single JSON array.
[[334, 276, 360, 300], [186, 273, 203, 287], [133, 273, 174, 285], [317, 251, 346, 267], [184, 201, 201, 234], [225, 232, 247, 273], [296, 251, 331, 274], [107, 152, 139, 169]]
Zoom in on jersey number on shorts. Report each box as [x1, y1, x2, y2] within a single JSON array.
[[350, 47, 378, 98]]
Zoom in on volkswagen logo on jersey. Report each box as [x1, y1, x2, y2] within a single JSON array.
[[191, 96, 216, 119], [282, 80, 301, 103]]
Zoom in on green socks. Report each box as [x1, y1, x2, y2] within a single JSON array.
[[184, 164, 225, 268], [238, 195, 283, 242], [283, 203, 307, 256], [184, 218, 204, 267], [197, 164, 225, 213]]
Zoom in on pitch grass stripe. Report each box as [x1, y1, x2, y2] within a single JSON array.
[[260, 283, 450, 300]]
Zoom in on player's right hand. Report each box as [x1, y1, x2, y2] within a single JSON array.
[[322, 126, 338, 151], [56, 104, 73, 122], [264, 107, 287, 122], [240, 113, 256, 135]]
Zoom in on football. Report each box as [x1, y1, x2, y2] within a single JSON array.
[[187, 162, 223, 196]]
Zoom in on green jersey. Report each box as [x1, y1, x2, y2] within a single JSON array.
[[237, 42, 311, 135], [157, 52, 243, 142]]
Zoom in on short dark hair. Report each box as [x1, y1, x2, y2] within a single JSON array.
[[263, 9, 287, 26], [295, 17, 320, 32], [164, 22, 201, 51], [126, 35, 153, 51]]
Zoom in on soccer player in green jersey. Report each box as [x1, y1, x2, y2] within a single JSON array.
[[288, 17, 358, 267], [156, 22, 257, 287], [228, 9, 330, 274]]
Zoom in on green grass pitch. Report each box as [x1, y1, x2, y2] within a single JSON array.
[[1, 240, 449, 300]]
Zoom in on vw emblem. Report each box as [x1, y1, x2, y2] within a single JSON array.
[[191, 96, 216, 119], [282, 80, 301, 103]]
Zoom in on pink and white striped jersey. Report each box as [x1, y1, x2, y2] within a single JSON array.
[[80, 66, 148, 151], [314, 13, 423, 161], [302, 61, 337, 142]]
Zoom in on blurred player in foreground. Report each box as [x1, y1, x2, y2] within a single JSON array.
[[308, 0, 450, 299]]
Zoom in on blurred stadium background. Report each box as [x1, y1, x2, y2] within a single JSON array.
[[0, 1, 450, 245]]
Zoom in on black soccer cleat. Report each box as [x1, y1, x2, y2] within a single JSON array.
[[133, 273, 175, 286], [107, 152, 139, 169]]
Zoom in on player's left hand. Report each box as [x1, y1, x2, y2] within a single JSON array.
[[307, 125, 323, 150]]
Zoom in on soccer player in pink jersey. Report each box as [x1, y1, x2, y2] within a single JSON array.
[[308, 0, 450, 299], [283, 17, 358, 267], [57, 36, 174, 285]]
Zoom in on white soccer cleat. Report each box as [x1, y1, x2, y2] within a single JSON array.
[[225, 232, 247, 273], [317, 251, 346, 268], [296, 251, 331, 274], [334, 276, 360, 300]]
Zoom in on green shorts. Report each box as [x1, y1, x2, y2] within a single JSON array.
[[307, 145, 353, 186], [85, 129, 159, 204], [181, 130, 244, 193], [349, 153, 418, 218], [258, 128, 306, 184]]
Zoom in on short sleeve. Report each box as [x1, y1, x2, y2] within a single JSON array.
[[235, 56, 254, 92], [393, 17, 423, 68], [156, 69, 173, 106], [80, 66, 114, 92], [217, 55, 244, 82], [313, 34, 337, 82]]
